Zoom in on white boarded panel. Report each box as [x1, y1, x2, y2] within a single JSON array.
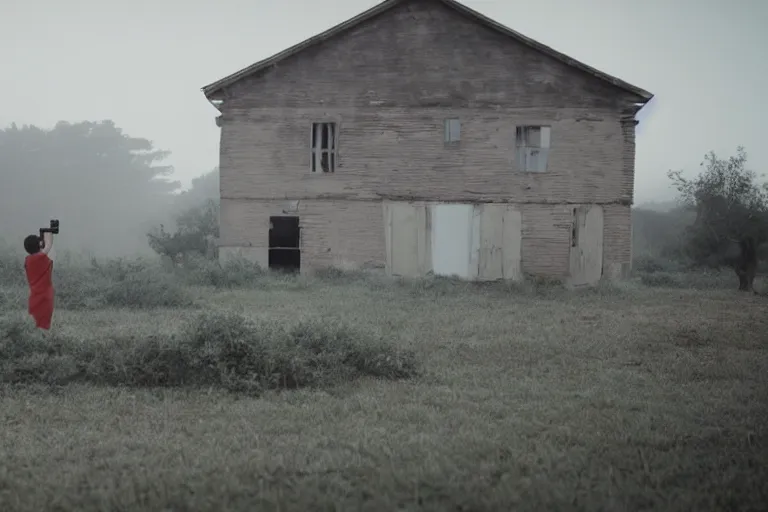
[[385, 202, 422, 278], [569, 205, 604, 286], [431, 203, 473, 278], [383, 202, 392, 275], [416, 204, 432, 276], [468, 206, 482, 280], [502, 207, 523, 281], [477, 204, 505, 280]]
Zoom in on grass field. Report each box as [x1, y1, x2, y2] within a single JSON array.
[[1, 256, 767, 511]]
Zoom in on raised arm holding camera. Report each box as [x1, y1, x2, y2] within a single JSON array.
[[23, 220, 59, 330]]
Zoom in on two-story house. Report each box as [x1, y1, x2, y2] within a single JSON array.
[[202, 0, 653, 285]]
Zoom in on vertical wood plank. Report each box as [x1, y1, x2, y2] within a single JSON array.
[[502, 206, 523, 281]]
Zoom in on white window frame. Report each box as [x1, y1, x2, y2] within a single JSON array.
[[515, 126, 551, 173], [310, 121, 339, 173], [444, 118, 461, 145]]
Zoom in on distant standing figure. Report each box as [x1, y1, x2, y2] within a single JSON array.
[[23, 231, 55, 330], [734, 236, 758, 293]]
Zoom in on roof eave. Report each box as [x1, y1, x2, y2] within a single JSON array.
[[634, 93, 655, 112]]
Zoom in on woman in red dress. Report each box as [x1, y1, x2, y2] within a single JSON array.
[[23, 231, 55, 330]]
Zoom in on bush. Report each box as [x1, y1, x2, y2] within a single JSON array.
[[0, 315, 79, 385], [147, 200, 219, 259], [60, 258, 192, 309], [103, 269, 191, 309], [0, 312, 419, 394], [0, 286, 24, 312], [0, 251, 192, 311], [0, 245, 25, 287], [0, 246, 296, 311], [178, 254, 265, 288]]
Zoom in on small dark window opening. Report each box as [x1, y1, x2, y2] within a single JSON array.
[[311, 122, 337, 173], [571, 208, 579, 247], [269, 216, 300, 272]]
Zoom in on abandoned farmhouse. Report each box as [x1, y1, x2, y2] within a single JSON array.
[[202, 0, 653, 285]]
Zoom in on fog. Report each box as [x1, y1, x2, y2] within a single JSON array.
[[1, 0, 765, 256], [0, 121, 218, 258]]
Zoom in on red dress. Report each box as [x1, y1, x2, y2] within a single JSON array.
[[25, 252, 55, 330]]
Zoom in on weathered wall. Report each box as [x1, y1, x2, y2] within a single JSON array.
[[602, 204, 632, 278], [519, 204, 572, 277], [217, 0, 639, 206], [221, 0, 639, 111], [220, 198, 385, 273], [220, 107, 631, 205], [220, 198, 629, 279], [214, 0, 642, 278]]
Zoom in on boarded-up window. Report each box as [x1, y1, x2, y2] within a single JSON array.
[[311, 122, 338, 173], [444, 118, 461, 144], [515, 126, 550, 173]]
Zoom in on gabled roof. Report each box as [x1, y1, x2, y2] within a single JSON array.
[[202, 0, 653, 103]]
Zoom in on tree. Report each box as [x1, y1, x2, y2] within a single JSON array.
[[147, 199, 219, 260], [147, 167, 220, 260], [632, 206, 695, 263], [667, 147, 767, 288], [171, 167, 219, 214], [0, 121, 180, 257]]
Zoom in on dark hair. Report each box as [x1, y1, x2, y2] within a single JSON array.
[[24, 234, 41, 255]]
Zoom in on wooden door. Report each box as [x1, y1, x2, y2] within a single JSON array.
[[569, 205, 604, 286], [384, 202, 429, 277]]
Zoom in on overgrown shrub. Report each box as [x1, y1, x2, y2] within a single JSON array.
[[178, 254, 265, 288], [0, 245, 298, 311], [0, 245, 25, 287], [0, 250, 192, 310], [58, 258, 193, 309], [0, 286, 24, 312], [147, 200, 218, 259], [0, 312, 419, 394]]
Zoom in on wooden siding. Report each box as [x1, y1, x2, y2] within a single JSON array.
[[220, 198, 386, 272]]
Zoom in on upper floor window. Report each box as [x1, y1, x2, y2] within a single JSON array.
[[515, 126, 551, 173], [444, 118, 461, 145], [311, 122, 337, 173]]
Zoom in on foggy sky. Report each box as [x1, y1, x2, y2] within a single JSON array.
[[2, 0, 766, 204]]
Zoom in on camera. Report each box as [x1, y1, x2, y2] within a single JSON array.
[[39, 219, 60, 238]]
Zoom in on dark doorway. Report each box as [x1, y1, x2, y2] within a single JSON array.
[[269, 216, 300, 272]]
